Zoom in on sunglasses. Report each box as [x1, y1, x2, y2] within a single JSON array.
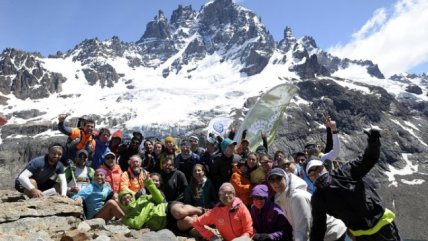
[[268, 175, 283, 183], [307, 168, 319, 178], [105, 156, 115, 160], [305, 144, 317, 150], [252, 196, 266, 200], [78, 154, 87, 158], [281, 163, 291, 168]]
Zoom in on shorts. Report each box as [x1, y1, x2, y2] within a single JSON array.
[[14, 178, 55, 192], [166, 201, 182, 234]]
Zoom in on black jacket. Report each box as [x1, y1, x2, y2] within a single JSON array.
[[310, 138, 384, 240], [211, 153, 239, 191], [161, 169, 188, 202]]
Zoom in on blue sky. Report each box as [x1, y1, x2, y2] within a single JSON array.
[[1, 0, 427, 76]]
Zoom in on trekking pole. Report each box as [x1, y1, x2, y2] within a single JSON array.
[[68, 159, 77, 187]]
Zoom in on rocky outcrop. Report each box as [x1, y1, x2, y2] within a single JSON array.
[[0, 48, 66, 99], [0, 190, 185, 241], [83, 63, 119, 88]]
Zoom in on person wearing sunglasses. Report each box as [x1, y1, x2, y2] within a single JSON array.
[[64, 149, 95, 196], [267, 168, 347, 241], [193, 183, 254, 241], [250, 184, 292, 241], [99, 151, 123, 199]]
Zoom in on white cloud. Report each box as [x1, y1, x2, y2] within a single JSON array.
[[329, 0, 428, 77]]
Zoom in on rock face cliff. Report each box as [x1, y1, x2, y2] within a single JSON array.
[[0, 0, 427, 239]]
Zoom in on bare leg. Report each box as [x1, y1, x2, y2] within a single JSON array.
[[170, 202, 203, 220], [95, 199, 124, 222], [177, 215, 198, 231]]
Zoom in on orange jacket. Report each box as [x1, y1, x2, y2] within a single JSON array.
[[70, 128, 96, 152], [230, 168, 253, 206], [120, 168, 147, 193], [193, 197, 254, 241], [100, 164, 122, 193]]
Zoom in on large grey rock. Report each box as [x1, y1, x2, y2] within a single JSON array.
[[0, 195, 83, 223], [141, 229, 177, 241]]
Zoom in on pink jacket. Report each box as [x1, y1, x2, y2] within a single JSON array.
[[193, 197, 254, 241]]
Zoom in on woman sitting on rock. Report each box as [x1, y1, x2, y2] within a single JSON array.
[[71, 168, 124, 221], [184, 164, 218, 209]]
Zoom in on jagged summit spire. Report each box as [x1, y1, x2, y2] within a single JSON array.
[[284, 26, 294, 39], [156, 10, 167, 22]]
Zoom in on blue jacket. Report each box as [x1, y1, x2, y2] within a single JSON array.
[[71, 181, 112, 219], [251, 200, 293, 241], [91, 139, 110, 169]]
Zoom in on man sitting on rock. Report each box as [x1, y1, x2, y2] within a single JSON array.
[[15, 143, 67, 198], [119, 173, 204, 233], [63, 149, 95, 197]]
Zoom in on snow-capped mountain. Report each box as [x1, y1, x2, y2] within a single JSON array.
[[0, 0, 427, 237]]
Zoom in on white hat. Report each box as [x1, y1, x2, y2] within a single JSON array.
[[306, 159, 324, 174]]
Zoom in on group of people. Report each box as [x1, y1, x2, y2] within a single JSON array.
[[14, 114, 401, 241]]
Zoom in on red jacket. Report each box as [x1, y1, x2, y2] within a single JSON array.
[[100, 164, 122, 193], [193, 197, 254, 241]]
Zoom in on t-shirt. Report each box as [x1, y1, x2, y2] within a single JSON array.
[[25, 155, 65, 185], [68, 166, 91, 190]]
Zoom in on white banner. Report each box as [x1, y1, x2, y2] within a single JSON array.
[[207, 116, 234, 138]]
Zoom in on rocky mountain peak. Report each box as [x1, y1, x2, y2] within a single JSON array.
[[0, 48, 65, 99], [301, 35, 318, 50], [170, 5, 196, 29], [140, 10, 172, 40]]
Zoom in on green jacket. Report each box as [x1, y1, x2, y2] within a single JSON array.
[[119, 179, 167, 230]]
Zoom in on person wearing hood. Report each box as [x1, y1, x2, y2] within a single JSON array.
[[71, 168, 124, 221], [160, 157, 188, 202], [99, 151, 123, 196], [192, 183, 254, 241], [91, 128, 111, 169], [109, 130, 123, 156], [175, 140, 201, 181], [308, 129, 401, 241], [120, 155, 148, 197], [119, 174, 204, 232], [268, 168, 347, 241], [250, 184, 293, 241]]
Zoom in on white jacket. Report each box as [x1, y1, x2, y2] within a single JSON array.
[[274, 173, 346, 241]]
